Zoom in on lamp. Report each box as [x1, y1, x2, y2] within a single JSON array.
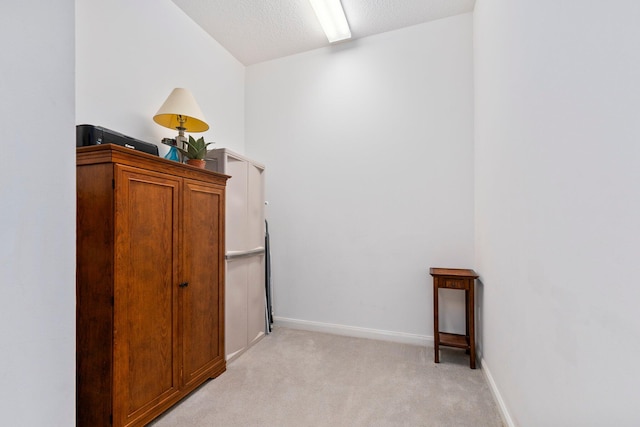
[[309, 0, 351, 43], [153, 88, 209, 160]]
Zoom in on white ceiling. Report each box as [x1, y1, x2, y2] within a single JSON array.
[[171, 0, 476, 66]]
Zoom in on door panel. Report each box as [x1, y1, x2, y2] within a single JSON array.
[[247, 254, 266, 346], [181, 179, 225, 388], [113, 166, 181, 426], [225, 258, 248, 359], [225, 157, 248, 251], [246, 163, 265, 250]]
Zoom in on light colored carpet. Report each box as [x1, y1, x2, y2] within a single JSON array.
[[150, 327, 504, 427]]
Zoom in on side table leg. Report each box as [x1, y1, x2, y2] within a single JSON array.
[[433, 280, 439, 364], [469, 282, 476, 369], [465, 289, 470, 355]]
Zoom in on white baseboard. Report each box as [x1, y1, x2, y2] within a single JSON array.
[[273, 316, 432, 347], [480, 357, 516, 427]]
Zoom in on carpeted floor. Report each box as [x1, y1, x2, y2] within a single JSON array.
[[150, 327, 504, 426]]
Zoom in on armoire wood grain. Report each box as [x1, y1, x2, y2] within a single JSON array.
[[76, 144, 229, 427]]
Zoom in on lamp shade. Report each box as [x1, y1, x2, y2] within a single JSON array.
[[153, 88, 209, 132]]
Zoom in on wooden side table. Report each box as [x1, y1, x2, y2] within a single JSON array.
[[430, 267, 479, 369]]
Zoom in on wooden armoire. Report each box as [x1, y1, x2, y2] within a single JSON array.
[[76, 144, 228, 427]]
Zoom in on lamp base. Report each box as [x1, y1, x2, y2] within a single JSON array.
[[164, 146, 179, 162]]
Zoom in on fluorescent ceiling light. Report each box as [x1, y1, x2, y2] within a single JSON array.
[[309, 0, 351, 43]]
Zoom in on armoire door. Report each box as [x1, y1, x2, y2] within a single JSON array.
[[181, 179, 226, 389], [113, 165, 181, 427]]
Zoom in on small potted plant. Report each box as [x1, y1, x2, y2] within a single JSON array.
[[177, 135, 213, 168]]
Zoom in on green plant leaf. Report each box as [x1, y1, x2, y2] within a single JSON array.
[[177, 135, 214, 159]]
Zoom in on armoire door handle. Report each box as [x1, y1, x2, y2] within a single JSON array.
[[179, 282, 189, 288]]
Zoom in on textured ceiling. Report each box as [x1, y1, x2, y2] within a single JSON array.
[[171, 0, 475, 66]]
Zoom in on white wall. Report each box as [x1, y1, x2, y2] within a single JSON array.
[[246, 14, 474, 340], [0, 1, 76, 425], [76, 0, 245, 154], [474, 1, 640, 425]]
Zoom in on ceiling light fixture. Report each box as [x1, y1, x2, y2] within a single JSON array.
[[309, 0, 351, 43]]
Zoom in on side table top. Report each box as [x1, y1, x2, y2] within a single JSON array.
[[430, 267, 478, 278]]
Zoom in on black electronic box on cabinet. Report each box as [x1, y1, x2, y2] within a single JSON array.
[[76, 124, 159, 156]]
